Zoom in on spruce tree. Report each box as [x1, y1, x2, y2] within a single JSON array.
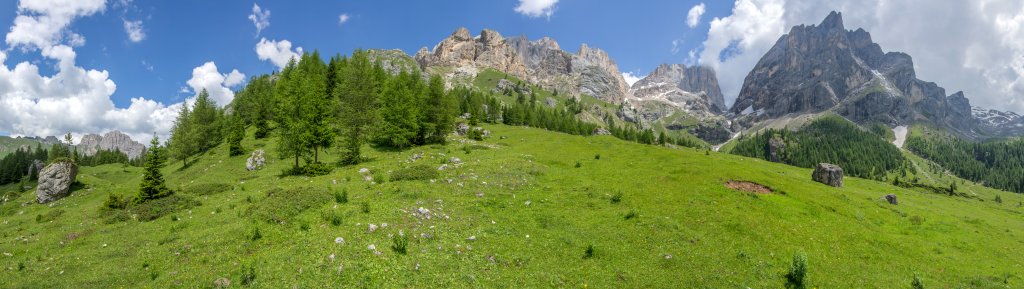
[[376, 70, 422, 148], [298, 51, 334, 163], [226, 113, 245, 156], [191, 89, 223, 152], [136, 134, 171, 203], [420, 75, 456, 144], [335, 50, 381, 164], [275, 58, 308, 170], [168, 103, 196, 165]]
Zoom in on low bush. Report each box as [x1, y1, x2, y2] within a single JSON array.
[[303, 162, 334, 177], [322, 210, 343, 226], [36, 209, 65, 223], [467, 128, 484, 141], [390, 165, 438, 182], [245, 186, 331, 224], [610, 193, 622, 204], [334, 189, 348, 204], [183, 183, 232, 196], [103, 194, 128, 210], [583, 244, 595, 259], [132, 195, 201, 222], [624, 209, 637, 220], [786, 252, 808, 289]]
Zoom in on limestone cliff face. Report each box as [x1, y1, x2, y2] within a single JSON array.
[[629, 64, 726, 116], [415, 28, 631, 104], [727, 11, 1007, 139], [77, 131, 145, 159]]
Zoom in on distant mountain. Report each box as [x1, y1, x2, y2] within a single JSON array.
[[415, 27, 631, 104], [77, 131, 146, 159], [629, 63, 726, 115], [0, 136, 55, 157], [728, 11, 1021, 140]]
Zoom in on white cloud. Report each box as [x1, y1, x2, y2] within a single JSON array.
[[5, 0, 106, 50], [185, 62, 245, 107], [622, 72, 643, 86], [514, 0, 558, 19], [255, 37, 303, 69], [687, 3, 706, 28], [248, 3, 270, 36], [123, 19, 145, 42], [698, 0, 1024, 113], [338, 13, 350, 25], [671, 39, 681, 54]]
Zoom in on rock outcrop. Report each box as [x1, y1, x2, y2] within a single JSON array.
[[36, 160, 78, 203], [884, 194, 898, 205], [812, 163, 844, 187], [728, 11, 1007, 140], [630, 64, 726, 114], [77, 131, 146, 159], [416, 28, 631, 104]]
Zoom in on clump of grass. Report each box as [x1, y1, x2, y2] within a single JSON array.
[[574, 160, 582, 168], [183, 183, 232, 196], [334, 189, 348, 204], [911, 273, 924, 289], [583, 244, 595, 259], [909, 215, 924, 226], [610, 192, 622, 204], [103, 194, 128, 210], [391, 231, 409, 255], [132, 195, 201, 222], [995, 195, 1003, 204], [624, 209, 637, 220], [240, 264, 256, 286], [299, 222, 310, 231], [594, 154, 601, 160], [17, 261, 25, 271], [249, 227, 262, 241], [245, 186, 332, 224], [390, 165, 438, 182], [786, 252, 808, 289], [323, 210, 343, 226], [360, 202, 370, 214]]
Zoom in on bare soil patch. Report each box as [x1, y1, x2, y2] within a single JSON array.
[[725, 180, 774, 194]]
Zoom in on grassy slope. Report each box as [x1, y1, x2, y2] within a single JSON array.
[[0, 136, 44, 157], [1, 125, 1023, 288]]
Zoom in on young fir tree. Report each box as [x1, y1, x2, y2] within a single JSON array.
[[225, 113, 245, 157], [420, 75, 456, 144], [335, 50, 382, 164], [136, 134, 172, 203], [190, 89, 223, 152], [375, 69, 422, 148], [275, 58, 309, 170], [298, 51, 334, 163], [168, 102, 196, 165]]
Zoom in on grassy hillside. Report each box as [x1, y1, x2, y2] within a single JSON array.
[[1, 125, 1023, 288], [0, 136, 45, 157]]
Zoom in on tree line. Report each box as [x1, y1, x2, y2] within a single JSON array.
[[731, 115, 907, 180], [906, 133, 1024, 193]]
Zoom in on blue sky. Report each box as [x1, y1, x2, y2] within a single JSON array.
[[0, 0, 723, 109], [3, 0, 1024, 142]]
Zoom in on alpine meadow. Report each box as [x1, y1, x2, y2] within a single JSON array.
[[2, 1, 1024, 288]]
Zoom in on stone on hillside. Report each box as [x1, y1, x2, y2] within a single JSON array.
[[545, 97, 557, 108], [768, 136, 786, 162], [456, 123, 470, 136], [593, 127, 611, 135], [449, 157, 462, 165], [359, 168, 370, 174], [36, 160, 78, 203], [884, 194, 898, 205], [812, 163, 844, 187], [246, 149, 266, 171]]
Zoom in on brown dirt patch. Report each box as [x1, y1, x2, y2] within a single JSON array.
[[725, 180, 774, 194]]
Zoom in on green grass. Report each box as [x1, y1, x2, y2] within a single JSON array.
[[0, 125, 1022, 287]]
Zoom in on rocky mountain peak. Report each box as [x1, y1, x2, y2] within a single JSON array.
[[451, 27, 472, 41], [819, 11, 844, 31], [77, 130, 146, 159], [630, 64, 726, 114]]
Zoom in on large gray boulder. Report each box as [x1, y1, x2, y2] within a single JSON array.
[[36, 160, 78, 203], [768, 136, 786, 163], [884, 194, 898, 205], [246, 149, 265, 171], [812, 163, 843, 187]]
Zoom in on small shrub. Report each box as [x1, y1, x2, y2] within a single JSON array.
[[183, 183, 232, 196], [594, 154, 601, 160], [462, 146, 472, 154], [303, 162, 334, 177], [245, 195, 254, 203], [391, 231, 409, 254], [574, 160, 582, 168], [334, 189, 348, 204], [624, 209, 637, 220], [240, 264, 256, 286], [583, 244, 595, 259], [390, 165, 438, 182], [103, 194, 128, 210], [299, 222, 310, 231], [132, 195, 200, 222], [467, 128, 484, 141], [17, 261, 25, 271], [786, 252, 808, 289], [912, 274, 924, 289], [360, 202, 370, 214], [909, 215, 924, 226], [249, 227, 262, 241], [610, 193, 622, 204], [995, 195, 1003, 204]]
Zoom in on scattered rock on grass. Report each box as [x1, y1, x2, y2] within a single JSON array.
[[812, 163, 844, 187], [884, 194, 898, 205]]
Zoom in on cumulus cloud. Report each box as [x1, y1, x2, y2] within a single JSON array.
[[248, 3, 270, 36], [123, 19, 145, 42], [622, 72, 643, 86], [338, 13, 350, 25], [697, 0, 1024, 113], [514, 0, 558, 19], [185, 62, 245, 107], [687, 3, 706, 28], [255, 37, 303, 69], [5, 0, 106, 50]]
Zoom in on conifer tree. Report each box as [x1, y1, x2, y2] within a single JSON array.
[[136, 134, 171, 203], [168, 103, 196, 165], [375, 69, 423, 148], [420, 75, 456, 144], [335, 50, 382, 164], [299, 51, 334, 163], [275, 58, 308, 170]]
